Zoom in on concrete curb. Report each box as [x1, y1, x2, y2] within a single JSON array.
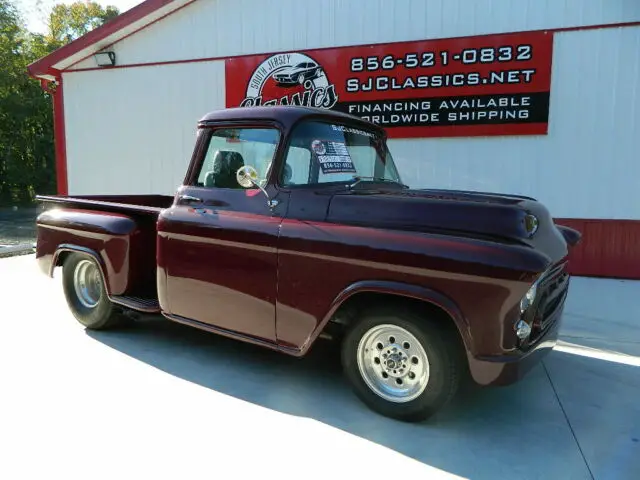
[[0, 244, 36, 259]]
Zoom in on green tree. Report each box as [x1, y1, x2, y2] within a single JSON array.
[[0, 0, 120, 205], [0, 0, 52, 205], [48, 1, 119, 46]]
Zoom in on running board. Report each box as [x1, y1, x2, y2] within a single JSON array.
[[162, 312, 301, 356], [110, 295, 161, 313]]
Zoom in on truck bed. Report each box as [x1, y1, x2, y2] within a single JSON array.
[[35, 194, 175, 309]]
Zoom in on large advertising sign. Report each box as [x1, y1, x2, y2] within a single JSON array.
[[225, 31, 554, 138]]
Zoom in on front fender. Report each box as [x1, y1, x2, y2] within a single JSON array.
[[314, 280, 473, 354], [555, 224, 582, 247]]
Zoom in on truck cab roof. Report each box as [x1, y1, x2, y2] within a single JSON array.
[[198, 105, 386, 135]]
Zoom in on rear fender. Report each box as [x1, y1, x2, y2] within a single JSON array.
[[312, 280, 472, 353], [51, 244, 109, 289], [36, 208, 138, 295]]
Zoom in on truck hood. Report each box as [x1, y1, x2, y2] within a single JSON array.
[[327, 187, 569, 261]]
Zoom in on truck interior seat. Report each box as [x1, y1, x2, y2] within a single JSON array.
[[204, 150, 246, 189]]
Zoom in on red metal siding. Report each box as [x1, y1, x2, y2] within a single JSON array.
[[555, 219, 640, 280]]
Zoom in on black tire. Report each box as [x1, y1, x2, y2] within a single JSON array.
[[61, 252, 127, 330], [341, 305, 464, 422]]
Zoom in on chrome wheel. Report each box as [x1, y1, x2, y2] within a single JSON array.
[[356, 324, 430, 403], [73, 259, 103, 308]]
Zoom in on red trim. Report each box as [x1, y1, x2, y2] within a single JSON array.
[[555, 219, 640, 280], [62, 20, 640, 75], [27, 0, 179, 77], [552, 20, 640, 33], [52, 77, 68, 195]]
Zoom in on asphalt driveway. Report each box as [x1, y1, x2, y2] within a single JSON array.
[[1, 255, 638, 479], [0, 207, 41, 245]]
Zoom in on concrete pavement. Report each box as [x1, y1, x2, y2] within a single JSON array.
[[0, 255, 638, 479]]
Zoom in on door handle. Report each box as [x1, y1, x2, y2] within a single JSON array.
[[179, 194, 203, 204]]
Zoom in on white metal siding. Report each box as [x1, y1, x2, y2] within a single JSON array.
[[68, 0, 640, 70], [53, 0, 192, 71], [391, 26, 640, 220], [61, 0, 640, 220], [62, 61, 225, 195]]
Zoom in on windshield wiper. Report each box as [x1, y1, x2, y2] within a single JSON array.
[[348, 176, 409, 189]]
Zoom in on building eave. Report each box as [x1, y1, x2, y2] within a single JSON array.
[[27, 0, 191, 79]]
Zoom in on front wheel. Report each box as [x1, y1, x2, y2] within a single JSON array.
[[61, 252, 127, 330], [341, 306, 464, 422]]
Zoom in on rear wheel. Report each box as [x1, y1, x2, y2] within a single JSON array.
[[62, 252, 127, 330], [341, 305, 464, 422]]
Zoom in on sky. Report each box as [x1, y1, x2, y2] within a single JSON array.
[[17, 0, 143, 34]]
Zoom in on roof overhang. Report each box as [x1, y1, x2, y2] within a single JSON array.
[[27, 0, 193, 79]]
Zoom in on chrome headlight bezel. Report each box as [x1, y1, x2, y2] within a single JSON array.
[[518, 265, 553, 315], [524, 213, 539, 237], [515, 266, 554, 342], [519, 282, 538, 313]]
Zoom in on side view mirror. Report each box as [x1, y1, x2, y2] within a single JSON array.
[[236, 165, 259, 188], [236, 165, 279, 209]]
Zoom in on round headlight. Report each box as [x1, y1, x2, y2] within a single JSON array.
[[526, 283, 537, 303], [524, 214, 539, 237], [520, 283, 538, 313]]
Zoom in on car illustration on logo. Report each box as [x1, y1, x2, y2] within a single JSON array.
[[272, 61, 325, 86], [239, 52, 338, 109]]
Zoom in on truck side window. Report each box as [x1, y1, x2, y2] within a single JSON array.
[[196, 128, 280, 188]]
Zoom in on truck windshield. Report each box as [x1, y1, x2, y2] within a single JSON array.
[[281, 120, 404, 188]]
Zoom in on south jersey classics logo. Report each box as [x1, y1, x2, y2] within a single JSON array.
[[239, 53, 338, 109]]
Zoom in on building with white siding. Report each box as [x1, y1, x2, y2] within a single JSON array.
[[28, 0, 640, 278]]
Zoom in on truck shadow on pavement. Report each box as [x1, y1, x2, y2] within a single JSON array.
[[86, 315, 638, 479]]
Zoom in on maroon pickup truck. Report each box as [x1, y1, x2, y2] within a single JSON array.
[[35, 105, 580, 422]]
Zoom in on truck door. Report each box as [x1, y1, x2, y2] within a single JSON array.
[[157, 125, 289, 345]]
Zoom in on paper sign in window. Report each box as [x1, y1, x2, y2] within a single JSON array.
[[313, 140, 357, 174]]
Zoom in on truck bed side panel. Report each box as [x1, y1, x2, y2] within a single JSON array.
[[36, 208, 158, 297], [36, 194, 174, 214]]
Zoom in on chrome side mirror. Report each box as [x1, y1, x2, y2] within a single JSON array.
[[236, 165, 279, 209], [236, 165, 259, 188]]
